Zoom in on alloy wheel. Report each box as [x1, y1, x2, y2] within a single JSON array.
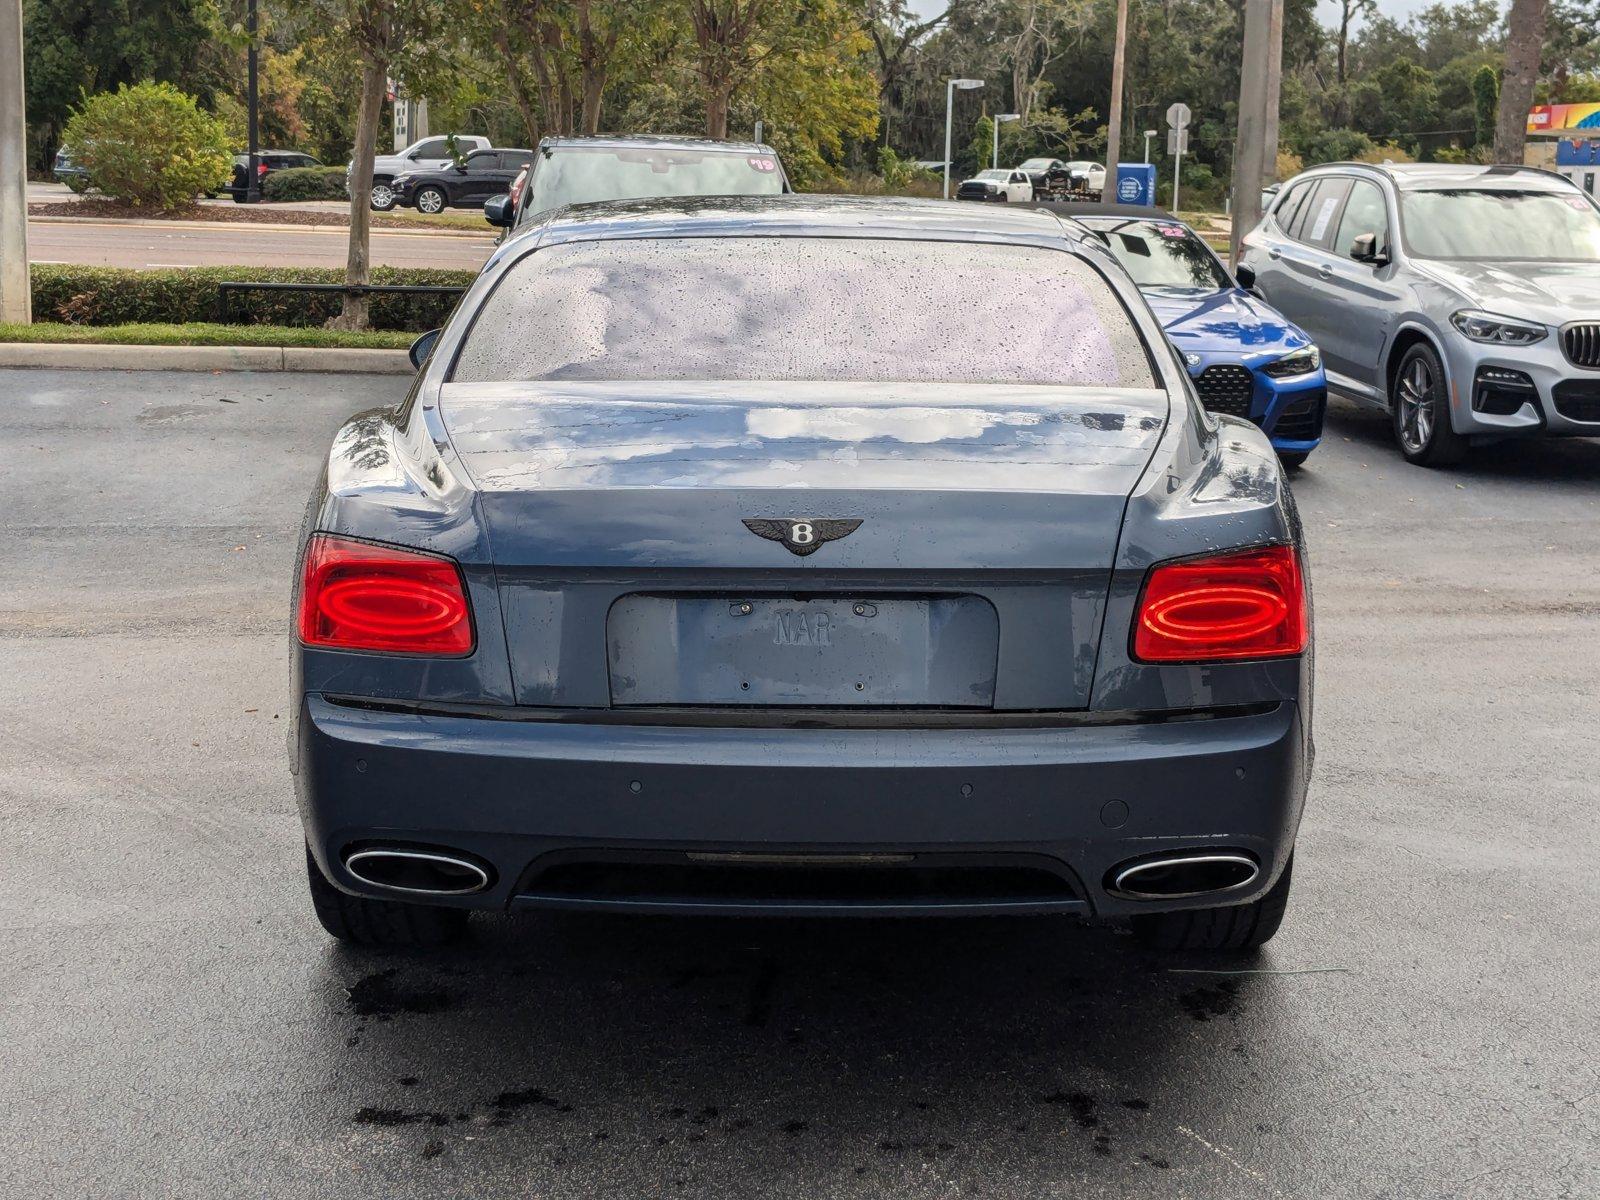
[[417, 189, 445, 214], [1397, 356, 1435, 454], [369, 182, 395, 210]]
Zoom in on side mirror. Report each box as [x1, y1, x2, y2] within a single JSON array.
[[1350, 233, 1389, 265], [483, 194, 513, 227], [1234, 263, 1257, 290], [408, 328, 441, 372]]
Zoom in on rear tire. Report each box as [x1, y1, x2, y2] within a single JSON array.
[[1391, 342, 1467, 466], [305, 844, 468, 948], [1277, 450, 1310, 470], [1131, 854, 1293, 953]]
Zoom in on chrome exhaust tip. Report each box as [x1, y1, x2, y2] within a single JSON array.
[[1106, 852, 1259, 901], [343, 847, 492, 896]]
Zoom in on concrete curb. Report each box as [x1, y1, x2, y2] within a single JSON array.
[[0, 342, 413, 374], [28, 213, 495, 240]]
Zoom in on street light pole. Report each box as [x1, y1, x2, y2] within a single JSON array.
[[245, 0, 260, 204], [0, 0, 29, 323], [942, 78, 984, 199], [1143, 130, 1156, 163], [993, 113, 1020, 169]]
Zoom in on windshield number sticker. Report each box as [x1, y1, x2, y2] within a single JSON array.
[[1566, 196, 1589, 211], [749, 157, 777, 172], [1155, 224, 1187, 238]]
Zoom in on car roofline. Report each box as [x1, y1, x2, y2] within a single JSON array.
[[496, 194, 1089, 254], [1298, 160, 1579, 192], [535, 134, 780, 154]]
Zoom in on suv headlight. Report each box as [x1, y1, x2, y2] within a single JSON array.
[[1450, 310, 1547, 345], [1262, 345, 1321, 378]]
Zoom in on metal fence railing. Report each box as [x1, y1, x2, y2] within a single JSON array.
[[213, 281, 467, 324]]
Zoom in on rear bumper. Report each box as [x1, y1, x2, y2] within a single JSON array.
[[296, 695, 1309, 919]]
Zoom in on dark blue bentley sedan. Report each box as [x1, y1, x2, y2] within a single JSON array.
[[1074, 206, 1327, 467], [292, 196, 1311, 955]]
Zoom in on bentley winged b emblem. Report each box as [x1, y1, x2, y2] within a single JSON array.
[[742, 518, 863, 557]]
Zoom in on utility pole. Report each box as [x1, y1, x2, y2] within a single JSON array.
[[245, 0, 261, 203], [1229, 0, 1284, 265], [1106, 0, 1129, 177], [0, 0, 29, 323]]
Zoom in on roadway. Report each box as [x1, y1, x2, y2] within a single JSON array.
[[26, 217, 494, 270]]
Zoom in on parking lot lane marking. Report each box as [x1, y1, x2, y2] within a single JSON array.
[[1176, 1125, 1285, 1197]]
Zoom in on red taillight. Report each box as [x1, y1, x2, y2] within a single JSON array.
[[257, 162, 269, 176], [1132, 544, 1306, 663], [297, 534, 474, 656]]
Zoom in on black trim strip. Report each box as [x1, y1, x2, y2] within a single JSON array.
[[319, 694, 1279, 731]]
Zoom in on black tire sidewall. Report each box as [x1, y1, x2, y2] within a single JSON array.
[[417, 187, 446, 214], [1392, 342, 1463, 465]]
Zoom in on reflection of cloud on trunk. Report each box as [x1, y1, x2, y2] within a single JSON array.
[[746, 406, 1023, 444]]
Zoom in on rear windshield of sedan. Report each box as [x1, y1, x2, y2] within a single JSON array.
[[1082, 219, 1231, 290], [525, 146, 784, 217], [1400, 188, 1600, 260], [452, 237, 1156, 387]]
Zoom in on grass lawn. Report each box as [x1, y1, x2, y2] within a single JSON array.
[[0, 322, 413, 349]]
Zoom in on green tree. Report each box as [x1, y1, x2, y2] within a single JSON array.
[[62, 81, 232, 209], [23, 0, 218, 168], [302, 0, 450, 328], [1472, 64, 1499, 146]]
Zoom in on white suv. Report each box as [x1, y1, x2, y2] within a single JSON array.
[[349, 135, 491, 211]]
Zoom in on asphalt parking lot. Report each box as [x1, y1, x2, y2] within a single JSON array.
[[2, 368, 1596, 1199]]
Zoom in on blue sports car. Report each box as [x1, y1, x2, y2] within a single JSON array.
[[1074, 205, 1326, 466]]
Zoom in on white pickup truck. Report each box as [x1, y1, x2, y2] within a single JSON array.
[[349, 135, 492, 210]]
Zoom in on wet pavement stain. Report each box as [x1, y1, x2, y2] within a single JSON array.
[[1039, 1090, 1099, 1129], [353, 1107, 451, 1128], [743, 958, 778, 1027], [1177, 979, 1241, 1022], [345, 969, 451, 1020]]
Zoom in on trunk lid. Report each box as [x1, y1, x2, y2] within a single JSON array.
[[439, 380, 1167, 711]]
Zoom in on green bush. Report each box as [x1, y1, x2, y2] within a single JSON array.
[[62, 82, 233, 211], [30, 265, 476, 332], [262, 166, 348, 202]]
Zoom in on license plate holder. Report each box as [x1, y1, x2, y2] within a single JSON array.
[[607, 595, 998, 707]]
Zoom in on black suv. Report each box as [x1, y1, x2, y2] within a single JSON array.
[[390, 148, 534, 214], [223, 151, 320, 201]]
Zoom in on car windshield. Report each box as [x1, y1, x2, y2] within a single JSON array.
[[976, 170, 1009, 181], [454, 236, 1155, 387], [525, 146, 783, 217], [1083, 219, 1231, 290], [1019, 159, 1055, 169], [1400, 188, 1600, 260]]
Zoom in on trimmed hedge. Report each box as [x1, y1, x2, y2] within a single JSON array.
[[30, 265, 476, 332], [263, 166, 349, 202]]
